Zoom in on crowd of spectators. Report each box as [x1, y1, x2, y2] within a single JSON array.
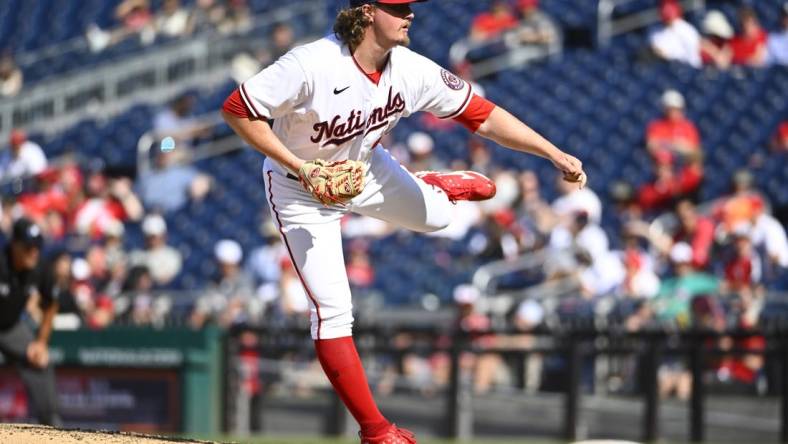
[[0, 8, 301, 335], [305, 81, 785, 398], [0, 0, 264, 102], [651, 0, 788, 69], [86, 0, 253, 53]]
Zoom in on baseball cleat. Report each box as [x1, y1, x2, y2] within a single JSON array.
[[359, 424, 417, 444], [416, 170, 496, 202]]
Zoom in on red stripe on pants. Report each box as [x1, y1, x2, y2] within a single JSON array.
[[265, 170, 322, 339]]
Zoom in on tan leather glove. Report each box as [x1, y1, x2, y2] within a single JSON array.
[[297, 159, 366, 206]]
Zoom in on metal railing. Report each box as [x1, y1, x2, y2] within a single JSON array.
[[135, 113, 244, 176], [470, 247, 582, 328], [597, 0, 706, 47], [224, 324, 788, 442], [448, 30, 562, 79]]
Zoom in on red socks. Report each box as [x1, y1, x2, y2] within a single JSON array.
[[314, 336, 390, 436]]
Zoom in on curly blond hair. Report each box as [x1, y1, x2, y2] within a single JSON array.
[[333, 7, 371, 49]]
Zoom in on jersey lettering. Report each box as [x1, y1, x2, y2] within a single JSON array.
[[311, 109, 366, 145], [311, 87, 406, 147], [368, 87, 406, 128]]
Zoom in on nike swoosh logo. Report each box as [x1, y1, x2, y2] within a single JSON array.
[[333, 86, 350, 95]]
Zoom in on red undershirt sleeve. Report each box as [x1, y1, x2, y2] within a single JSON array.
[[453, 94, 496, 133], [222, 88, 262, 120]]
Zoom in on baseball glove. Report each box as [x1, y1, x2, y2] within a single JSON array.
[[297, 159, 366, 206]]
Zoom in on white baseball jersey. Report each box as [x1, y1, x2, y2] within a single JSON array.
[[239, 34, 474, 169], [241, 34, 475, 340]]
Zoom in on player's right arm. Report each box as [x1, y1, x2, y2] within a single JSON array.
[[221, 110, 304, 173], [221, 50, 312, 174]]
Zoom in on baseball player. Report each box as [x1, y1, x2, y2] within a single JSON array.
[[221, 1, 586, 442]]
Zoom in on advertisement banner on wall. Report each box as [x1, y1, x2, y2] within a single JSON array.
[[0, 367, 180, 432]]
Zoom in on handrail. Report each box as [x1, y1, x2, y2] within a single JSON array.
[[597, 0, 706, 47], [0, 37, 231, 140], [15, 35, 89, 68], [448, 27, 562, 79], [471, 248, 548, 294], [136, 112, 247, 178], [470, 248, 582, 326]]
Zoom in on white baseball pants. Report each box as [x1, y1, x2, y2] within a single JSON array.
[[263, 147, 452, 339]]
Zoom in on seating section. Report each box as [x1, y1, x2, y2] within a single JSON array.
[[2, 0, 315, 86], [6, 0, 786, 85], [12, 0, 788, 305], [31, 65, 788, 303]]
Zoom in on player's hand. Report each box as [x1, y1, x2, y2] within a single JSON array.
[[26, 340, 49, 368], [298, 159, 366, 206], [551, 151, 587, 189]]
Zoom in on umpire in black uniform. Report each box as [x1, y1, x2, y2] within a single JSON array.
[[0, 218, 61, 425]]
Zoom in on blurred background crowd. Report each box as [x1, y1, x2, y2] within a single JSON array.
[[0, 0, 787, 404]]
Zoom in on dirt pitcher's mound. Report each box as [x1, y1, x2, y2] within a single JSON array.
[[0, 424, 222, 444]]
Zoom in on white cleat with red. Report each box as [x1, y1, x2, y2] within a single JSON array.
[[416, 170, 496, 203]]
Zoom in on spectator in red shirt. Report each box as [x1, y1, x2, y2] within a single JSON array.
[[73, 172, 143, 239], [716, 291, 764, 385], [730, 7, 767, 67], [513, 0, 559, 49], [17, 169, 70, 240], [723, 227, 759, 294], [674, 199, 715, 270], [117, 0, 154, 32], [646, 90, 701, 162], [346, 245, 375, 289], [469, 0, 519, 43], [86, 0, 155, 52], [771, 121, 788, 153], [637, 150, 703, 212], [71, 257, 115, 330], [700, 10, 733, 69], [451, 284, 503, 395]]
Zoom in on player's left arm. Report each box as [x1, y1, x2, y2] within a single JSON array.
[[475, 105, 586, 187], [410, 53, 585, 186]]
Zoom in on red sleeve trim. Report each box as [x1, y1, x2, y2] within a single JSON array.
[[222, 89, 253, 118], [454, 94, 495, 132], [239, 83, 264, 119], [441, 85, 473, 120]]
